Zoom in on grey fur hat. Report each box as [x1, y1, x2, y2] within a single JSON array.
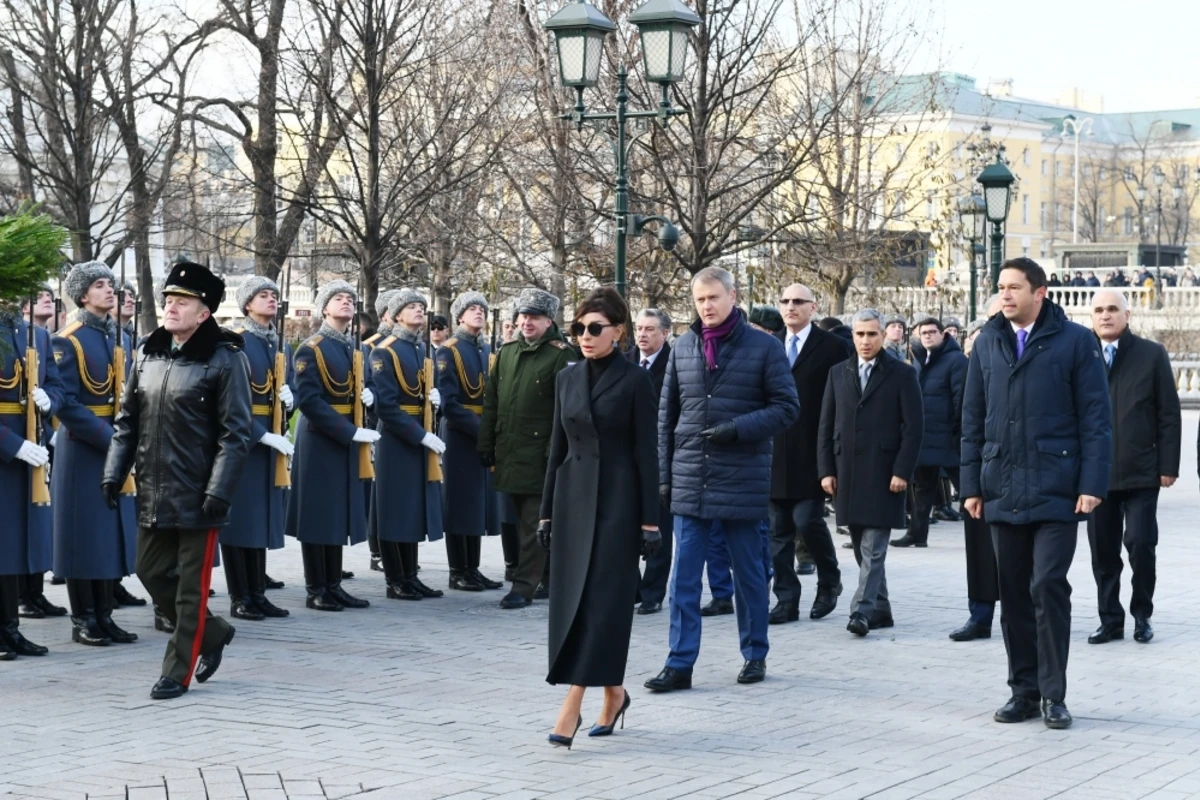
[[883, 313, 907, 328], [64, 261, 115, 306], [236, 275, 280, 314], [386, 288, 428, 319], [375, 289, 402, 319], [516, 288, 559, 319], [451, 291, 489, 324], [315, 280, 358, 316], [941, 315, 963, 330], [966, 319, 987, 337]]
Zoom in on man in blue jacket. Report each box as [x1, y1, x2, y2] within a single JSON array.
[[646, 267, 799, 691], [961, 257, 1111, 730]]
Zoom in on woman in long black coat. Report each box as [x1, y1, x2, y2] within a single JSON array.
[[539, 287, 660, 749]]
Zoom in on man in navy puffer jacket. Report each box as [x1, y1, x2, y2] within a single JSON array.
[[645, 267, 799, 692]]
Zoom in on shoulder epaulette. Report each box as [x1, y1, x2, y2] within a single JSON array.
[[57, 321, 83, 339], [549, 340, 569, 350], [379, 335, 397, 348], [363, 332, 381, 346], [305, 335, 324, 347], [442, 337, 458, 349]]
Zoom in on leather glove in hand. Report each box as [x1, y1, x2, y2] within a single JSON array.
[[360, 387, 375, 408], [101, 482, 120, 510], [641, 529, 662, 560], [701, 421, 738, 445], [421, 432, 446, 454], [32, 388, 51, 413], [259, 432, 295, 456], [659, 483, 671, 508], [202, 495, 230, 521], [429, 387, 441, 408], [278, 384, 294, 410], [352, 427, 382, 444], [479, 451, 496, 468], [15, 440, 49, 467], [537, 520, 552, 552]]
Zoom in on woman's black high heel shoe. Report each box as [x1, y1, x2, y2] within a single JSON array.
[[548, 715, 583, 750], [588, 690, 631, 737]]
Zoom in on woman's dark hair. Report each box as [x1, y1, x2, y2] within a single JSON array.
[[574, 286, 629, 327], [1001, 257, 1048, 290]]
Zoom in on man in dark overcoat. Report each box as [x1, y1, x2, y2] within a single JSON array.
[[768, 283, 852, 625], [1087, 288, 1180, 645], [437, 291, 502, 593], [818, 309, 923, 637], [962, 258, 1111, 730], [892, 315, 967, 547]]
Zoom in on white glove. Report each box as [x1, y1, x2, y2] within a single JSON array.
[[420, 432, 446, 454], [49, 430, 58, 448], [278, 384, 294, 410], [32, 388, 51, 413], [361, 387, 375, 407], [16, 440, 50, 467], [429, 388, 441, 408], [352, 427, 382, 443], [260, 432, 295, 456]]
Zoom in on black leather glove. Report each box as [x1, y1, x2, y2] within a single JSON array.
[[479, 451, 496, 469], [641, 529, 662, 560], [701, 421, 738, 445], [201, 495, 231, 522], [659, 483, 671, 508], [101, 482, 119, 510], [537, 520, 551, 552]]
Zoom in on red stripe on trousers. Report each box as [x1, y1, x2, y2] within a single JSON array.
[[182, 528, 219, 688]]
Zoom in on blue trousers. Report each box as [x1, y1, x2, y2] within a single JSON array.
[[668, 516, 770, 670], [706, 521, 771, 600]]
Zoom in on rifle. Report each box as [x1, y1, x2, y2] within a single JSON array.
[[352, 290, 375, 480], [272, 267, 292, 488], [113, 251, 134, 495], [424, 309, 443, 483], [488, 307, 499, 372], [24, 288, 50, 505]]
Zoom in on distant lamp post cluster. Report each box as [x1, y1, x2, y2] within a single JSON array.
[[1136, 167, 1179, 284], [957, 194, 987, 322], [543, 0, 700, 298]]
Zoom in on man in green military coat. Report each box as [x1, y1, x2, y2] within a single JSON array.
[[479, 288, 575, 609]]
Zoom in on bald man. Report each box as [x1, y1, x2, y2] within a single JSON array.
[[768, 284, 854, 624], [1085, 289, 1180, 646]]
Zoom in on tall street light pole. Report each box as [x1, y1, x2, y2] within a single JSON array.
[[1063, 115, 1093, 244], [544, 0, 699, 299], [958, 194, 986, 322], [977, 154, 1016, 293]]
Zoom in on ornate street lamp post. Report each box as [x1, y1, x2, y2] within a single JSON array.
[[544, 0, 699, 298], [958, 194, 987, 321], [976, 154, 1016, 293]]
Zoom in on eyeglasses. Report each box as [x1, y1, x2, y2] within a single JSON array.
[[779, 298, 813, 306], [430, 323, 447, 331], [570, 321, 617, 337]]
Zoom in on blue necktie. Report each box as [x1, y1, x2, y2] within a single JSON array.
[[1016, 329, 1028, 359], [788, 334, 799, 367], [1104, 344, 1115, 369]]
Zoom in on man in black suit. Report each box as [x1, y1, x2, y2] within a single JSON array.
[[767, 284, 853, 624], [1087, 289, 1181, 645], [631, 308, 674, 615]]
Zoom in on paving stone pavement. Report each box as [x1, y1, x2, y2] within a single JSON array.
[[6, 414, 1200, 799]]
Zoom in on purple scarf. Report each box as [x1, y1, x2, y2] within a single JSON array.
[[701, 307, 741, 370]]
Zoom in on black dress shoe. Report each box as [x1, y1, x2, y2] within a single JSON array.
[[949, 622, 991, 641], [533, 583, 550, 600], [932, 505, 961, 522], [32, 595, 68, 617], [796, 561, 816, 576], [386, 581, 423, 601], [154, 607, 175, 633], [50, 574, 65, 585], [637, 601, 662, 615], [410, 577, 443, 598], [370, 555, 384, 572], [471, 569, 503, 590], [230, 598, 265, 621], [17, 601, 44, 619], [341, 570, 355, 580], [264, 574, 284, 590], [251, 593, 290, 618], [96, 616, 138, 644], [768, 601, 799, 624], [150, 677, 188, 700], [113, 582, 147, 607], [1, 624, 48, 656], [1042, 699, 1072, 729], [1088, 624, 1124, 644], [305, 590, 344, 611], [889, 535, 927, 548], [993, 696, 1041, 723], [329, 585, 370, 608], [71, 617, 111, 646], [0, 645, 14, 661], [846, 612, 869, 636], [195, 626, 235, 683], [449, 572, 485, 592], [700, 597, 734, 616], [499, 591, 531, 609], [644, 666, 692, 692], [868, 612, 894, 630], [1133, 618, 1153, 643], [810, 583, 842, 619], [737, 659, 766, 684]]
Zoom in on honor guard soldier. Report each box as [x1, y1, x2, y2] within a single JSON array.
[[112, 278, 148, 609], [366, 288, 402, 573], [370, 289, 446, 600], [285, 280, 380, 611], [0, 301, 64, 659], [479, 288, 575, 609], [104, 261, 254, 699], [436, 291, 503, 592], [51, 262, 140, 647], [221, 276, 296, 621]]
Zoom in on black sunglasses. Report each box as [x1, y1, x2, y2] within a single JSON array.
[[430, 323, 447, 331], [779, 298, 813, 306], [570, 321, 617, 337]]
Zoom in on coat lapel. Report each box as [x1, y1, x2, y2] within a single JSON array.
[[590, 352, 627, 401], [860, 355, 888, 403]]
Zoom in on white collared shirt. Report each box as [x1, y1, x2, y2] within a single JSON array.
[[638, 347, 664, 369], [786, 323, 813, 357]]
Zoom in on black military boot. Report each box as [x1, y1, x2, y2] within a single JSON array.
[[467, 537, 502, 589], [113, 580, 147, 607], [248, 549, 288, 618], [154, 605, 175, 633], [67, 580, 111, 646], [301, 543, 342, 611], [94, 580, 138, 643], [404, 543, 441, 598], [0, 576, 48, 656], [326, 546, 369, 608], [223, 545, 264, 621], [24, 573, 67, 617]]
